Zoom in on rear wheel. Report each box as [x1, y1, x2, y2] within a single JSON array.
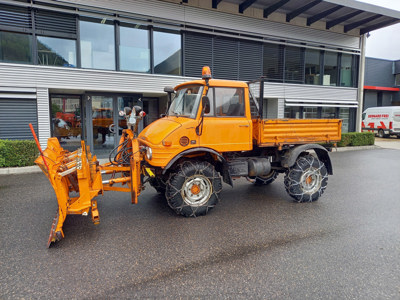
[[166, 161, 222, 217], [254, 170, 278, 185], [378, 129, 385, 138], [284, 154, 328, 203]]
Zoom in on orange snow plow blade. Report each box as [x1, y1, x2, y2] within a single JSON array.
[[35, 138, 103, 247], [33, 130, 142, 247]]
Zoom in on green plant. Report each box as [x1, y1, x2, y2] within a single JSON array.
[[337, 132, 375, 147], [0, 140, 39, 168]]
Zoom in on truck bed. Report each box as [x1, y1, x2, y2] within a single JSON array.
[[254, 118, 342, 147]]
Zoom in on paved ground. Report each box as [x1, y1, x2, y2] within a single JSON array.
[[1, 148, 399, 299], [375, 136, 400, 150]]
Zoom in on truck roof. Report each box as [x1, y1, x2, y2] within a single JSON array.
[[175, 78, 248, 90]]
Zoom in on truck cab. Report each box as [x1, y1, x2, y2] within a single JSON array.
[[138, 68, 255, 168]]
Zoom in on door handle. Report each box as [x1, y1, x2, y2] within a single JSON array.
[[239, 125, 249, 127]]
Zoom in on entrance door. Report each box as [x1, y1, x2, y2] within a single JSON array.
[[85, 94, 144, 157], [91, 95, 116, 156], [50, 94, 83, 152]]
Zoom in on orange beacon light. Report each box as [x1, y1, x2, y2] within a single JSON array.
[[202, 66, 212, 79]]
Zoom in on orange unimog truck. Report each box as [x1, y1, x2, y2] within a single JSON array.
[[33, 67, 342, 246]]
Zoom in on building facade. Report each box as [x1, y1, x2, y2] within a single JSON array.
[[363, 57, 400, 111], [1, 0, 399, 156]]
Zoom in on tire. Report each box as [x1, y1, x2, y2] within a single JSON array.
[[149, 177, 167, 194], [254, 170, 278, 185], [378, 129, 385, 138], [284, 154, 328, 203], [165, 161, 222, 217]]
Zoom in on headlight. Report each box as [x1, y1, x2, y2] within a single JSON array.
[[146, 146, 152, 160]]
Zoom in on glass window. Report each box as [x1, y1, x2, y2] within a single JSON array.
[[322, 107, 336, 118], [213, 87, 245, 117], [305, 49, 320, 85], [395, 74, 400, 86], [119, 25, 150, 73], [285, 46, 304, 83], [80, 20, 115, 70], [249, 90, 259, 118], [340, 54, 353, 87], [37, 36, 76, 67], [0, 31, 32, 63], [339, 108, 350, 133], [263, 43, 283, 82], [303, 107, 318, 119], [168, 85, 203, 118], [284, 106, 301, 119], [153, 30, 181, 75], [50, 95, 82, 151], [324, 51, 338, 86]]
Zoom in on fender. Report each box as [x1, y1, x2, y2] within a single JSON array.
[[162, 147, 233, 186], [281, 144, 333, 175]]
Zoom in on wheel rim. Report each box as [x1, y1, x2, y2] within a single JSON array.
[[300, 167, 322, 194], [181, 175, 212, 207]]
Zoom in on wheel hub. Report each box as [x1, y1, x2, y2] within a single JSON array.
[[182, 175, 212, 207], [300, 167, 321, 194]]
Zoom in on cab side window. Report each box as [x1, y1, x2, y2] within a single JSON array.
[[211, 87, 245, 117]]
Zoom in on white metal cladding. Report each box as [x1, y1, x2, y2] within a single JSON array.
[[0, 63, 192, 93], [36, 88, 51, 148], [277, 98, 285, 118], [56, 0, 360, 50], [249, 81, 358, 107]]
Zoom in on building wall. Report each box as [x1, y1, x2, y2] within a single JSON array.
[[363, 57, 399, 111], [364, 58, 394, 87], [0, 0, 364, 147]]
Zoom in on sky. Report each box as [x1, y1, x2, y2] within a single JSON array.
[[357, 0, 400, 60]]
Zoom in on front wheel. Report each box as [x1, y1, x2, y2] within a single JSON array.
[[166, 161, 222, 217], [378, 129, 385, 138], [284, 154, 328, 203]]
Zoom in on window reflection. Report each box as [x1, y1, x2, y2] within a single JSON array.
[[285, 46, 304, 83], [339, 108, 350, 133], [153, 30, 181, 75], [0, 31, 32, 63], [324, 52, 338, 86], [305, 49, 320, 85], [50, 95, 82, 151], [322, 107, 336, 118], [120, 25, 150, 72], [263, 43, 283, 82], [303, 107, 318, 119], [284, 106, 301, 119], [80, 20, 115, 70], [340, 54, 353, 87], [37, 36, 76, 67]]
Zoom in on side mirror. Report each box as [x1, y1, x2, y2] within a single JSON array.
[[202, 96, 210, 114], [164, 86, 175, 93]]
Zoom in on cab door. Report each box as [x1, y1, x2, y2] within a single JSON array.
[[199, 87, 252, 152]]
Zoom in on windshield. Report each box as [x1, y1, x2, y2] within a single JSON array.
[[168, 85, 203, 118]]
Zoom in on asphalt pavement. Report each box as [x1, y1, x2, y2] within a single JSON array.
[[1, 148, 400, 299]]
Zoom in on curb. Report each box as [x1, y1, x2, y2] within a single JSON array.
[[0, 146, 382, 176], [0, 165, 41, 175], [331, 145, 379, 152]]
